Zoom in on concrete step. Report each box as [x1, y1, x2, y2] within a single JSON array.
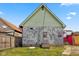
[[62, 47, 71, 55]]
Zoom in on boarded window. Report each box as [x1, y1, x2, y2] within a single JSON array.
[[43, 32, 47, 38]]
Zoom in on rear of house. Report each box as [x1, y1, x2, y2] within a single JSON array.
[[20, 4, 66, 47], [0, 18, 22, 49]]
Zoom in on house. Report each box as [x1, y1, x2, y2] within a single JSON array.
[[0, 18, 22, 49], [64, 30, 73, 36], [20, 4, 66, 47], [64, 31, 79, 45], [72, 32, 79, 45]]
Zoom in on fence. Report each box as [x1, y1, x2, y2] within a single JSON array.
[[0, 32, 15, 49]]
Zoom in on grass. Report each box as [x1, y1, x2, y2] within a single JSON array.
[[0, 47, 64, 56]]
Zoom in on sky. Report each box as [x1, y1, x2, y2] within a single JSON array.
[[0, 3, 79, 32]]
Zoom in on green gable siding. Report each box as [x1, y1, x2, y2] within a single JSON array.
[[23, 8, 44, 27], [20, 4, 66, 28], [43, 8, 62, 27], [22, 7, 63, 28]]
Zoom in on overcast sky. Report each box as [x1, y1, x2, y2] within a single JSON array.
[[0, 3, 79, 31]]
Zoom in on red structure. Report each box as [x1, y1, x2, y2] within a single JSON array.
[[64, 35, 73, 45], [67, 35, 73, 45]]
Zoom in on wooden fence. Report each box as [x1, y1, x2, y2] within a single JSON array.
[[0, 36, 15, 49]]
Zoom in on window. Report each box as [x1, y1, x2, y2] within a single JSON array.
[[58, 32, 62, 37], [43, 32, 47, 38], [30, 28, 33, 30]]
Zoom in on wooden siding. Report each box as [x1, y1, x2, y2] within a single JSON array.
[[0, 32, 22, 49], [0, 33, 15, 48], [21, 4, 65, 47], [22, 26, 64, 47], [23, 7, 63, 28]]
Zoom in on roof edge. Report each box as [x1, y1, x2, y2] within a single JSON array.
[[20, 4, 66, 28]]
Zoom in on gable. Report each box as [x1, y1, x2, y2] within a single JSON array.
[[20, 4, 66, 28], [22, 7, 44, 27], [42, 7, 63, 27]]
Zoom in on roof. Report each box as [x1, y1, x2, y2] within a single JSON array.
[[20, 4, 66, 28], [0, 18, 22, 33], [64, 30, 73, 32], [0, 27, 7, 32], [72, 32, 79, 36]]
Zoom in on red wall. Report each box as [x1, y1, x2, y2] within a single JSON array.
[[64, 35, 73, 45]]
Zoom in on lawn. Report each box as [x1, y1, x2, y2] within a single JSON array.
[[0, 47, 64, 56]]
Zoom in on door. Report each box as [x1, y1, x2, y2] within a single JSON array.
[[41, 32, 51, 48]]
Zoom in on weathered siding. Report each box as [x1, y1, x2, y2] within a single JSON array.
[[0, 33, 15, 49], [22, 26, 64, 47], [0, 32, 22, 49]]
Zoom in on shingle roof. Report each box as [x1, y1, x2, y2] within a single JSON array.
[[0, 18, 22, 33], [0, 27, 7, 32], [72, 32, 79, 35]]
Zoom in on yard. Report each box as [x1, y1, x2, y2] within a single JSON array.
[[0, 47, 64, 56]]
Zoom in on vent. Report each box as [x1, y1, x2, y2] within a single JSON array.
[[30, 28, 33, 30], [41, 5, 44, 10]]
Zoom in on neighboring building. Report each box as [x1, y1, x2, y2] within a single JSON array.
[[64, 30, 73, 36], [72, 32, 79, 45], [0, 18, 22, 49], [64, 31, 79, 45], [64, 30, 73, 45], [20, 4, 66, 47]]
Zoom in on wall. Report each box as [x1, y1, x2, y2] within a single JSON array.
[[23, 7, 63, 28], [22, 26, 64, 47], [0, 33, 15, 49]]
